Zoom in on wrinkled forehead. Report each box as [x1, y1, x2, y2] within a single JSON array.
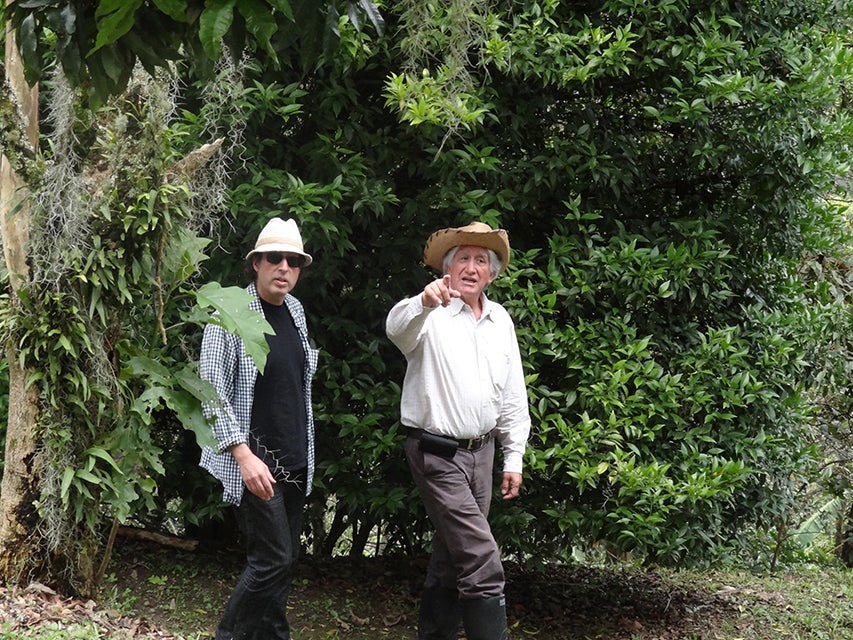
[[454, 244, 490, 257]]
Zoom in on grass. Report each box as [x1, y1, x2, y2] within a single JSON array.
[[691, 565, 853, 640], [0, 625, 109, 640], [0, 540, 851, 639]]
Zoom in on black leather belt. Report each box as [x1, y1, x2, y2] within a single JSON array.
[[405, 427, 492, 452]]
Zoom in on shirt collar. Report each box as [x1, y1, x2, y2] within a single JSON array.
[[449, 293, 494, 320]]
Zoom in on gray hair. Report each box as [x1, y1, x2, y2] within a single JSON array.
[[442, 246, 501, 279]]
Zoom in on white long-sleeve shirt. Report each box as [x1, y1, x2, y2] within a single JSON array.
[[386, 294, 531, 474]]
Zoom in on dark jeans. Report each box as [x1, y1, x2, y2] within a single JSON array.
[[216, 477, 306, 640]]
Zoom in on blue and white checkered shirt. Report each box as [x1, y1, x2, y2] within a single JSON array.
[[199, 283, 319, 505]]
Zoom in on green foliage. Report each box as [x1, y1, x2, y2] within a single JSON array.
[[2, 0, 384, 107], [0, 68, 253, 590], [460, 1, 853, 565], [494, 208, 825, 564], [782, 205, 853, 568], [5, 0, 853, 575], [190, 0, 853, 565], [0, 181, 211, 537]]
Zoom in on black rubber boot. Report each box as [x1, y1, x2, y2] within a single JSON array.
[[461, 595, 508, 640], [418, 585, 462, 640]]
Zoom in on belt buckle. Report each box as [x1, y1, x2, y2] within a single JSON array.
[[467, 434, 487, 450]]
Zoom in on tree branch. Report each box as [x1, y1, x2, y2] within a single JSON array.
[[165, 137, 225, 181]]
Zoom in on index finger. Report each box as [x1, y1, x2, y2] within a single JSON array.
[[443, 274, 461, 299]]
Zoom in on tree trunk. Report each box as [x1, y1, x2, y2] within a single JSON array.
[[0, 9, 41, 585], [840, 500, 853, 568]]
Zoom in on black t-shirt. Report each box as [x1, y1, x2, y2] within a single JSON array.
[[250, 298, 308, 478]]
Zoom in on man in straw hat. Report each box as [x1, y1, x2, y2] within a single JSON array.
[[386, 221, 531, 640], [199, 217, 319, 640]]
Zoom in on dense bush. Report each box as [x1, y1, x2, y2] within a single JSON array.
[[3, 0, 853, 574], [176, 1, 853, 565]]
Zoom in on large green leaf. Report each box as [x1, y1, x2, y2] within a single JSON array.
[[90, 0, 144, 54], [357, 0, 383, 34], [18, 13, 41, 84], [123, 357, 218, 449], [195, 281, 272, 372], [95, 43, 125, 83], [266, 0, 294, 20], [173, 365, 219, 403], [238, 0, 279, 64], [44, 4, 77, 35], [198, 0, 237, 59], [151, 0, 189, 22], [162, 386, 217, 449], [50, 6, 82, 81]]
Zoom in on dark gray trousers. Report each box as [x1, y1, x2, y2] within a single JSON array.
[[404, 435, 505, 600]]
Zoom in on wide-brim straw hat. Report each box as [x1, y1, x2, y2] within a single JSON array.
[[246, 217, 313, 266], [423, 221, 510, 273]]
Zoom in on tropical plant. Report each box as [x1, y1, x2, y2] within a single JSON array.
[[2, 0, 384, 105]]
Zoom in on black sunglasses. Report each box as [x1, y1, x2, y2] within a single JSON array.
[[264, 252, 305, 268]]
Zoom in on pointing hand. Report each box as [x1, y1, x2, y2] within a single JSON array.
[[422, 274, 461, 308]]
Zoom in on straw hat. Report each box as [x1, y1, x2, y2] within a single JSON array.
[[246, 217, 313, 266], [423, 221, 510, 273]]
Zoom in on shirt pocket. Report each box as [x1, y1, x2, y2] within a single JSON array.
[[483, 348, 511, 393]]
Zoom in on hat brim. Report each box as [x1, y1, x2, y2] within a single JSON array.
[[246, 243, 313, 266], [423, 227, 510, 273]]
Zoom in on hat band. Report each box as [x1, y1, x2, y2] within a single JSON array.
[[256, 236, 303, 250]]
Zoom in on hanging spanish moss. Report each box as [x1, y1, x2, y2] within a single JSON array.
[[172, 48, 249, 241], [398, 0, 491, 85], [3, 52, 247, 595], [393, 0, 494, 143]]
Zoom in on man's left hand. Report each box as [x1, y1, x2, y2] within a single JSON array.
[[500, 472, 522, 500]]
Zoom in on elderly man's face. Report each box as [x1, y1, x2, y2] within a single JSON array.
[[447, 245, 495, 305]]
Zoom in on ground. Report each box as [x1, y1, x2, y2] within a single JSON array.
[[2, 535, 852, 639]]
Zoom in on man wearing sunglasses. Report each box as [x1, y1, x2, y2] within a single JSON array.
[[199, 217, 319, 640]]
